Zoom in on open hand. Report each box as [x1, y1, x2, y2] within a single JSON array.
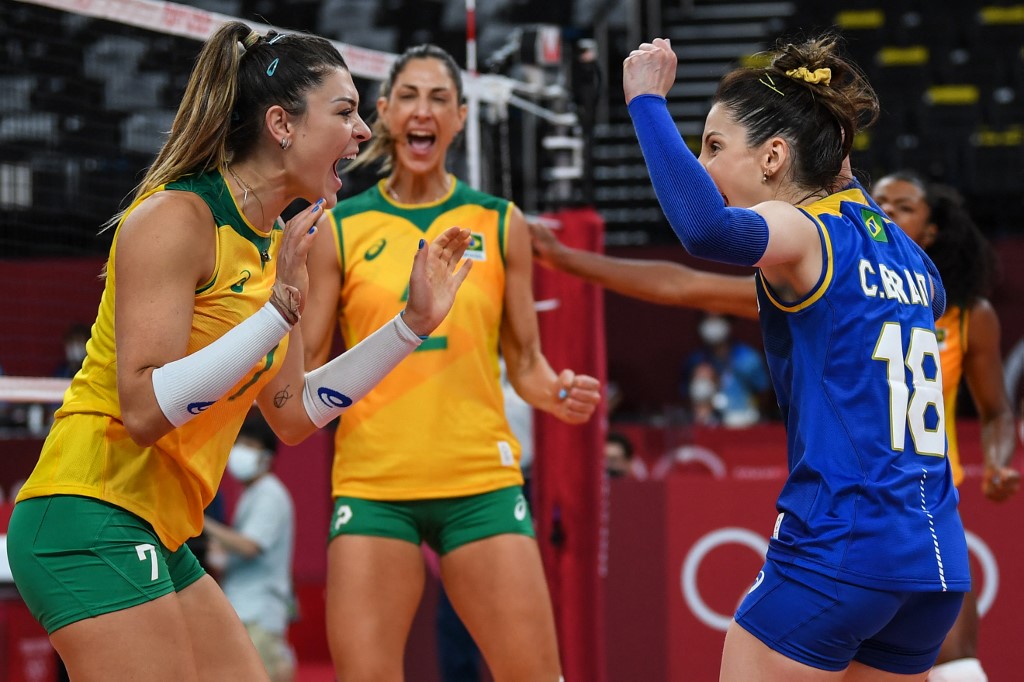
[[623, 38, 677, 104], [402, 227, 474, 337], [271, 198, 325, 322]]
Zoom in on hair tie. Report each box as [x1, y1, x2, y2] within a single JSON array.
[[241, 30, 260, 51], [785, 66, 831, 86]]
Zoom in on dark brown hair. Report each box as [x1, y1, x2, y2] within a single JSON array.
[[714, 33, 879, 196]]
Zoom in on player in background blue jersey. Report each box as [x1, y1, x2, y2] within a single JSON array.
[[624, 34, 970, 680]]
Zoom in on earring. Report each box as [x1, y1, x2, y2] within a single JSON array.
[[280, 138, 290, 150], [762, 170, 769, 183]]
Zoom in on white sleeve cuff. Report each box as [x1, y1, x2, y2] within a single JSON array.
[[151, 303, 290, 427], [302, 313, 423, 428]]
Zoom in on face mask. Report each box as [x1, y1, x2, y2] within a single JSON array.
[[227, 443, 267, 482], [699, 317, 730, 345], [690, 378, 717, 403], [65, 341, 87, 365]]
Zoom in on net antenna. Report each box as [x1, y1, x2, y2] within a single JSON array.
[[14, 0, 577, 191]]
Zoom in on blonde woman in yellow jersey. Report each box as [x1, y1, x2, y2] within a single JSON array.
[[532, 170, 1020, 681], [302, 44, 601, 681], [7, 24, 474, 682]]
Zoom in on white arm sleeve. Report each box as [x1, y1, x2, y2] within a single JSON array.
[[151, 303, 291, 427], [302, 313, 424, 428]]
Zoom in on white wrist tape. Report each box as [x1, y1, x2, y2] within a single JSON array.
[[151, 303, 291, 427], [302, 313, 423, 428]]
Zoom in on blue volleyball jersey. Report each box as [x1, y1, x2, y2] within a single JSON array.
[[756, 182, 969, 592]]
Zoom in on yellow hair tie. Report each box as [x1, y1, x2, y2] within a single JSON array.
[[785, 67, 831, 86]]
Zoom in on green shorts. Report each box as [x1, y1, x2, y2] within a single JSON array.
[[329, 485, 535, 555], [7, 495, 206, 634]]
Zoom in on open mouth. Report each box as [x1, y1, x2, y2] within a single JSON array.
[[407, 131, 436, 153], [333, 152, 359, 186]]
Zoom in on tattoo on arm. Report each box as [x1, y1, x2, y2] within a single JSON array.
[[273, 385, 293, 408]]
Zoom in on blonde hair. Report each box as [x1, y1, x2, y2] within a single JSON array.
[[105, 22, 348, 228]]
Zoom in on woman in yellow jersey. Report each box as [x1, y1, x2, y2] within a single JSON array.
[[874, 173, 1019, 682], [302, 44, 602, 680], [7, 24, 473, 682], [531, 171, 1020, 680]]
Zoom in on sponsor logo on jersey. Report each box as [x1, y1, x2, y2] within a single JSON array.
[[464, 232, 487, 261], [861, 208, 888, 243], [364, 238, 387, 261], [231, 270, 251, 293]]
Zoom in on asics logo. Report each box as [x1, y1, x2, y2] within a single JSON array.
[[514, 495, 527, 521], [318, 387, 353, 409], [231, 270, 251, 293], [334, 505, 353, 529], [364, 238, 386, 261], [187, 401, 214, 415], [748, 570, 765, 594]]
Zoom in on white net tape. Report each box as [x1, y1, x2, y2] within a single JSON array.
[[0, 377, 71, 404], [13, 0, 518, 104]]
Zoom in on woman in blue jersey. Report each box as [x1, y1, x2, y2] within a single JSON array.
[[7, 23, 473, 682], [624, 34, 970, 679]]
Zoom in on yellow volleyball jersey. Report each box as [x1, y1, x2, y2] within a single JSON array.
[[16, 169, 288, 550], [936, 305, 967, 486], [326, 177, 523, 500]]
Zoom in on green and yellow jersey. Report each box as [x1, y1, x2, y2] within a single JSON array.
[[326, 176, 523, 500], [16, 169, 287, 550]]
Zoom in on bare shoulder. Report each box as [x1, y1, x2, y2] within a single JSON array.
[[753, 199, 814, 229], [967, 297, 1002, 344], [115, 190, 216, 283], [119, 190, 214, 244], [969, 297, 998, 319]]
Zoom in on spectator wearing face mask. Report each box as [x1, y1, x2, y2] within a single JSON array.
[[681, 314, 769, 428], [53, 323, 91, 379], [204, 413, 296, 682], [687, 360, 723, 427]]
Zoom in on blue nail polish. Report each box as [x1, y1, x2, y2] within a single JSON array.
[[308, 226, 316, 234], [315, 198, 325, 206], [418, 239, 425, 249], [558, 388, 568, 400]]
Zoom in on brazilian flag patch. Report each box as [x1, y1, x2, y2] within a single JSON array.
[[861, 208, 888, 243], [464, 232, 487, 260]]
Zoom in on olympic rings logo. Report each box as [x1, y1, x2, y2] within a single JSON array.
[[680, 527, 999, 631]]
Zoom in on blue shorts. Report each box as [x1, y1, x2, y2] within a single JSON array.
[[735, 557, 964, 674]]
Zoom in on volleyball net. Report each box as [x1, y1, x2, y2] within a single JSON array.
[[0, 0, 583, 409], [2, 0, 578, 247]]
